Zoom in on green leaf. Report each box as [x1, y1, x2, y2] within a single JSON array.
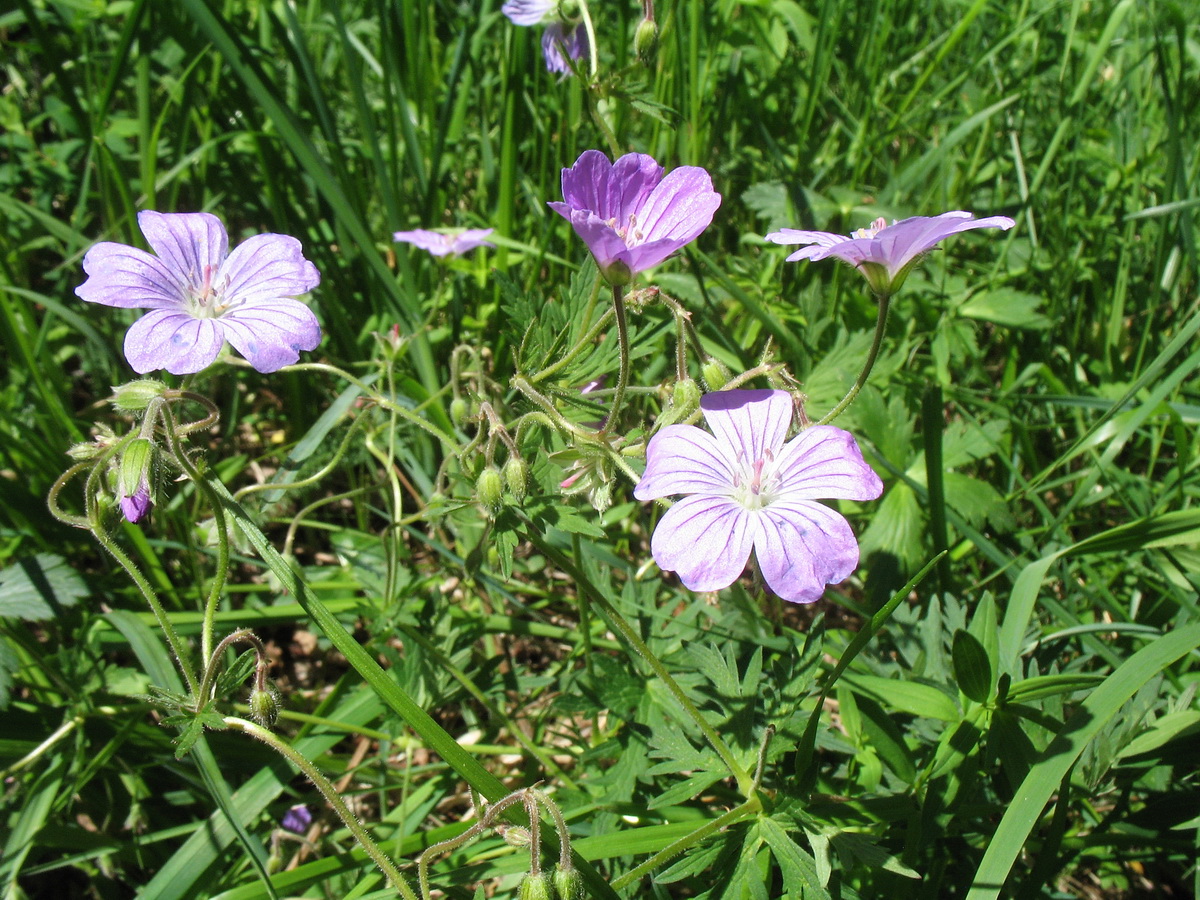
[[0, 553, 88, 620], [952, 630, 993, 703], [967, 625, 1200, 900], [839, 673, 960, 722], [830, 831, 920, 879], [958, 288, 1051, 329], [1117, 710, 1200, 759], [758, 817, 829, 899]]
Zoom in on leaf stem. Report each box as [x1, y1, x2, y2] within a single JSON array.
[[817, 292, 891, 426]]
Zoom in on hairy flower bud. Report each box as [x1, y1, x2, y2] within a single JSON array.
[[499, 825, 532, 848], [504, 456, 530, 504], [117, 438, 156, 524], [671, 378, 701, 418], [635, 17, 658, 65], [111, 379, 168, 412], [249, 688, 279, 728], [700, 359, 730, 391], [476, 466, 504, 515], [518, 873, 553, 900], [450, 396, 470, 427], [553, 864, 586, 900]]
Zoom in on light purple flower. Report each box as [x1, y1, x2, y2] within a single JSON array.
[[549, 150, 722, 285], [765, 211, 1015, 297], [392, 228, 495, 257], [634, 390, 883, 604], [281, 804, 312, 835], [541, 22, 588, 74], [119, 482, 152, 524], [501, 0, 556, 26], [76, 211, 321, 375]]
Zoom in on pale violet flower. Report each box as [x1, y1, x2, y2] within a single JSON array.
[[76, 211, 321, 375], [542, 22, 589, 74], [765, 211, 1015, 296], [392, 228, 495, 257], [549, 150, 722, 285], [281, 804, 313, 835], [634, 390, 882, 603], [501, 0, 556, 26]]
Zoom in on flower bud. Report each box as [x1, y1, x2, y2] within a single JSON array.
[[67, 440, 104, 461], [117, 439, 156, 524], [499, 825, 532, 848], [504, 456, 530, 504], [518, 873, 553, 900], [450, 396, 470, 426], [553, 864, 586, 900], [475, 466, 504, 515], [249, 687, 279, 728], [671, 378, 701, 419], [700, 359, 730, 391], [111, 379, 168, 412], [635, 18, 658, 66]]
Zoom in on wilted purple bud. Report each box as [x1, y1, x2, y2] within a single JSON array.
[[281, 804, 312, 835]]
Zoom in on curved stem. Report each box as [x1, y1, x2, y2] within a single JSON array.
[[577, 0, 599, 78], [524, 528, 754, 795], [85, 458, 199, 695], [529, 306, 615, 385], [223, 715, 416, 899], [816, 292, 891, 426], [196, 628, 266, 707], [601, 284, 632, 435], [610, 796, 761, 891]]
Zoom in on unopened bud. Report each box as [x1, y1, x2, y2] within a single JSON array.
[[117, 439, 156, 524], [111, 379, 168, 412], [700, 359, 729, 391], [518, 873, 553, 900], [553, 864, 586, 900], [504, 456, 529, 504], [635, 18, 658, 65], [671, 378, 701, 419], [249, 688, 279, 728], [476, 466, 504, 515], [499, 825, 532, 848], [67, 440, 104, 461], [450, 396, 469, 426]]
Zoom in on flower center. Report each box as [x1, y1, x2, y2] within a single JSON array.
[[730, 449, 780, 511], [607, 213, 647, 247], [187, 264, 234, 318], [851, 217, 889, 240]]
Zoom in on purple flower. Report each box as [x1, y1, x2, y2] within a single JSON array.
[[548, 150, 722, 285], [501, 0, 555, 26], [634, 390, 882, 604], [281, 804, 312, 835], [76, 211, 321, 375], [392, 228, 495, 257], [541, 22, 588, 73], [765, 211, 1015, 297], [119, 483, 152, 524]]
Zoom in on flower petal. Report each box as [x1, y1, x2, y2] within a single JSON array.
[[773, 426, 883, 502], [875, 212, 1006, 276], [635, 424, 737, 500], [753, 501, 862, 603], [220, 233, 321, 307], [137, 211, 228, 290], [634, 166, 722, 248], [218, 298, 322, 373], [501, 0, 555, 26], [75, 242, 188, 309], [650, 494, 754, 592], [700, 390, 793, 465], [124, 309, 225, 375]]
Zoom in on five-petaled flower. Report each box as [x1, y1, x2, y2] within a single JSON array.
[[76, 211, 321, 375], [393, 228, 495, 257], [765, 211, 1015, 297], [549, 150, 722, 285], [634, 390, 882, 603]]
